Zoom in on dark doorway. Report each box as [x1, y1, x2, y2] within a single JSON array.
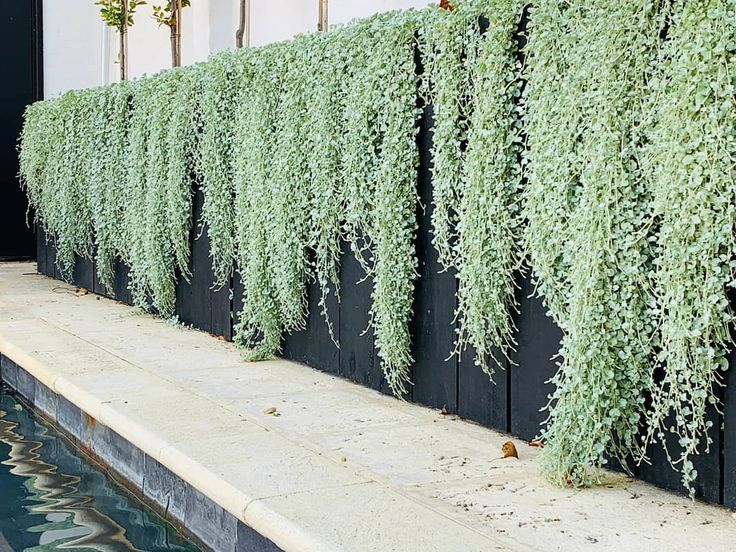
[[0, 0, 43, 260]]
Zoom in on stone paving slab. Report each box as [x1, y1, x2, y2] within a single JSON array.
[[1, 261, 736, 551]]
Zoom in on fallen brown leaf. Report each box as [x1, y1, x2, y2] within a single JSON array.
[[529, 440, 545, 448], [502, 441, 518, 459]]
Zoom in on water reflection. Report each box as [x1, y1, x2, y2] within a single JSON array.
[[0, 391, 199, 552]]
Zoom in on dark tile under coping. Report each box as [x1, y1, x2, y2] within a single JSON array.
[[86, 418, 145, 491], [1, 355, 18, 390], [185, 483, 239, 552], [17, 365, 36, 405], [35, 380, 58, 419], [56, 394, 83, 442]]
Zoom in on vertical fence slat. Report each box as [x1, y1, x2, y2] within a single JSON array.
[[411, 105, 458, 412], [338, 242, 382, 391], [36, 224, 47, 275], [72, 255, 94, 291], [211, 280, 232, 340], [111, 259, 132, 304], [458, 348, 509, 432], [282, 278, 340, 374], [723, 345, 736, 506], [509, 273, 561, 441], [176, 186, 214, 332], [639, 405, 722, 503]]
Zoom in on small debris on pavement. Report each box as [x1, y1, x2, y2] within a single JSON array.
[[263, 406, 280, 416], [440, 404, 449, 415], [502, 441, 518, 459]]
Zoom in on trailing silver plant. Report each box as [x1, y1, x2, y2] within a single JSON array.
[[524, 0, 669, 487], [419, 0, 524, 377], [643, 0, 736, 495], [195, 52, 240, 288], [123, 69, 198, 317], [340, 11, 422, 395], [86, 82, 133, 291]]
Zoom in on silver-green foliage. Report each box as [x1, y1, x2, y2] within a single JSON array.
[[21, 69, 198, 318], [20, 0, 736, 495], [21, 90, 95, 278], [196, 53, 240, 288], [220, 12, 422, 394], [524, 0, 668, 486], [419, 0, 523, 377], [123, 69, 198, 316], [643, 0, 736, 494]]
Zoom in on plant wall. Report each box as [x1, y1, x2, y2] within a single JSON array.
[[643, 0, 736, 493], [419, 0, 523, 377], [523, 0, 669, 488], [19, 0, 736, 494]]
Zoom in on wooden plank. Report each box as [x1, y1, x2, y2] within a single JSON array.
[[509, 273, 562, 441], [640, 404, 722, 503], [282, 278, 339, 375], [338, 241, 382, 392], [231, 270, 244, 341], [175, 186, 213, 332], [411, 104, 457, 412], [91, 247, 109, 296], [723, 344, 736, 506], [47, 235, 58, 279], [112, 259, 132, 305], [36, 224, 47, 275], [72, 254, 95, 291], [211, 278, 232, 340], [458, 346, 509, 432]]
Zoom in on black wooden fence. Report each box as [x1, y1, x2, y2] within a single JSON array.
[[35, 97, 736, 507]]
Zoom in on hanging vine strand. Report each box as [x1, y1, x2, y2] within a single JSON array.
[[643, 0, 736, 495]]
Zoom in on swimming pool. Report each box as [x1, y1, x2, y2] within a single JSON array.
[[0, 388, 201, 551]]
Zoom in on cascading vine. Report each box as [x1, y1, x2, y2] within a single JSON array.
[[643, 0, 736, 495], [228, 12, 422, 394], [524, 0, 669, 486], [419, 0, 524, 377], [86, 82, 132, 291], [303, 31, 348, 342], [18, 0, 736, 494], [231, 44, 284, 360], [21, 90, 95, 278], [344, 11, 422, 395], [195, 53, 240, 288], [124, 69, 199, 317]]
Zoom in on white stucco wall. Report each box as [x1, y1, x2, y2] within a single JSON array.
[[250, 0, 318, 47], [43, 0, 438, 98], [330, 0, 435, 25], [43, 0, 103, 98]]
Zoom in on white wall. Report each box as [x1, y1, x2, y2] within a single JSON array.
[[330, 0, 435, 25], [249, 0, 318, 47], [43, 0, 103, 98], [44, 0, 439, 97]]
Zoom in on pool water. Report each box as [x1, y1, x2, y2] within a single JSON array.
[[0, 389, 200, 552]]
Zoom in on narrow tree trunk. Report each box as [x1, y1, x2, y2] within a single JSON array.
[[170, 0, 182, 67], [318, 0, 328, 32], [119, 0, 128, 80], [170, 24, 178, 67], [236, 0, 250, 48]]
